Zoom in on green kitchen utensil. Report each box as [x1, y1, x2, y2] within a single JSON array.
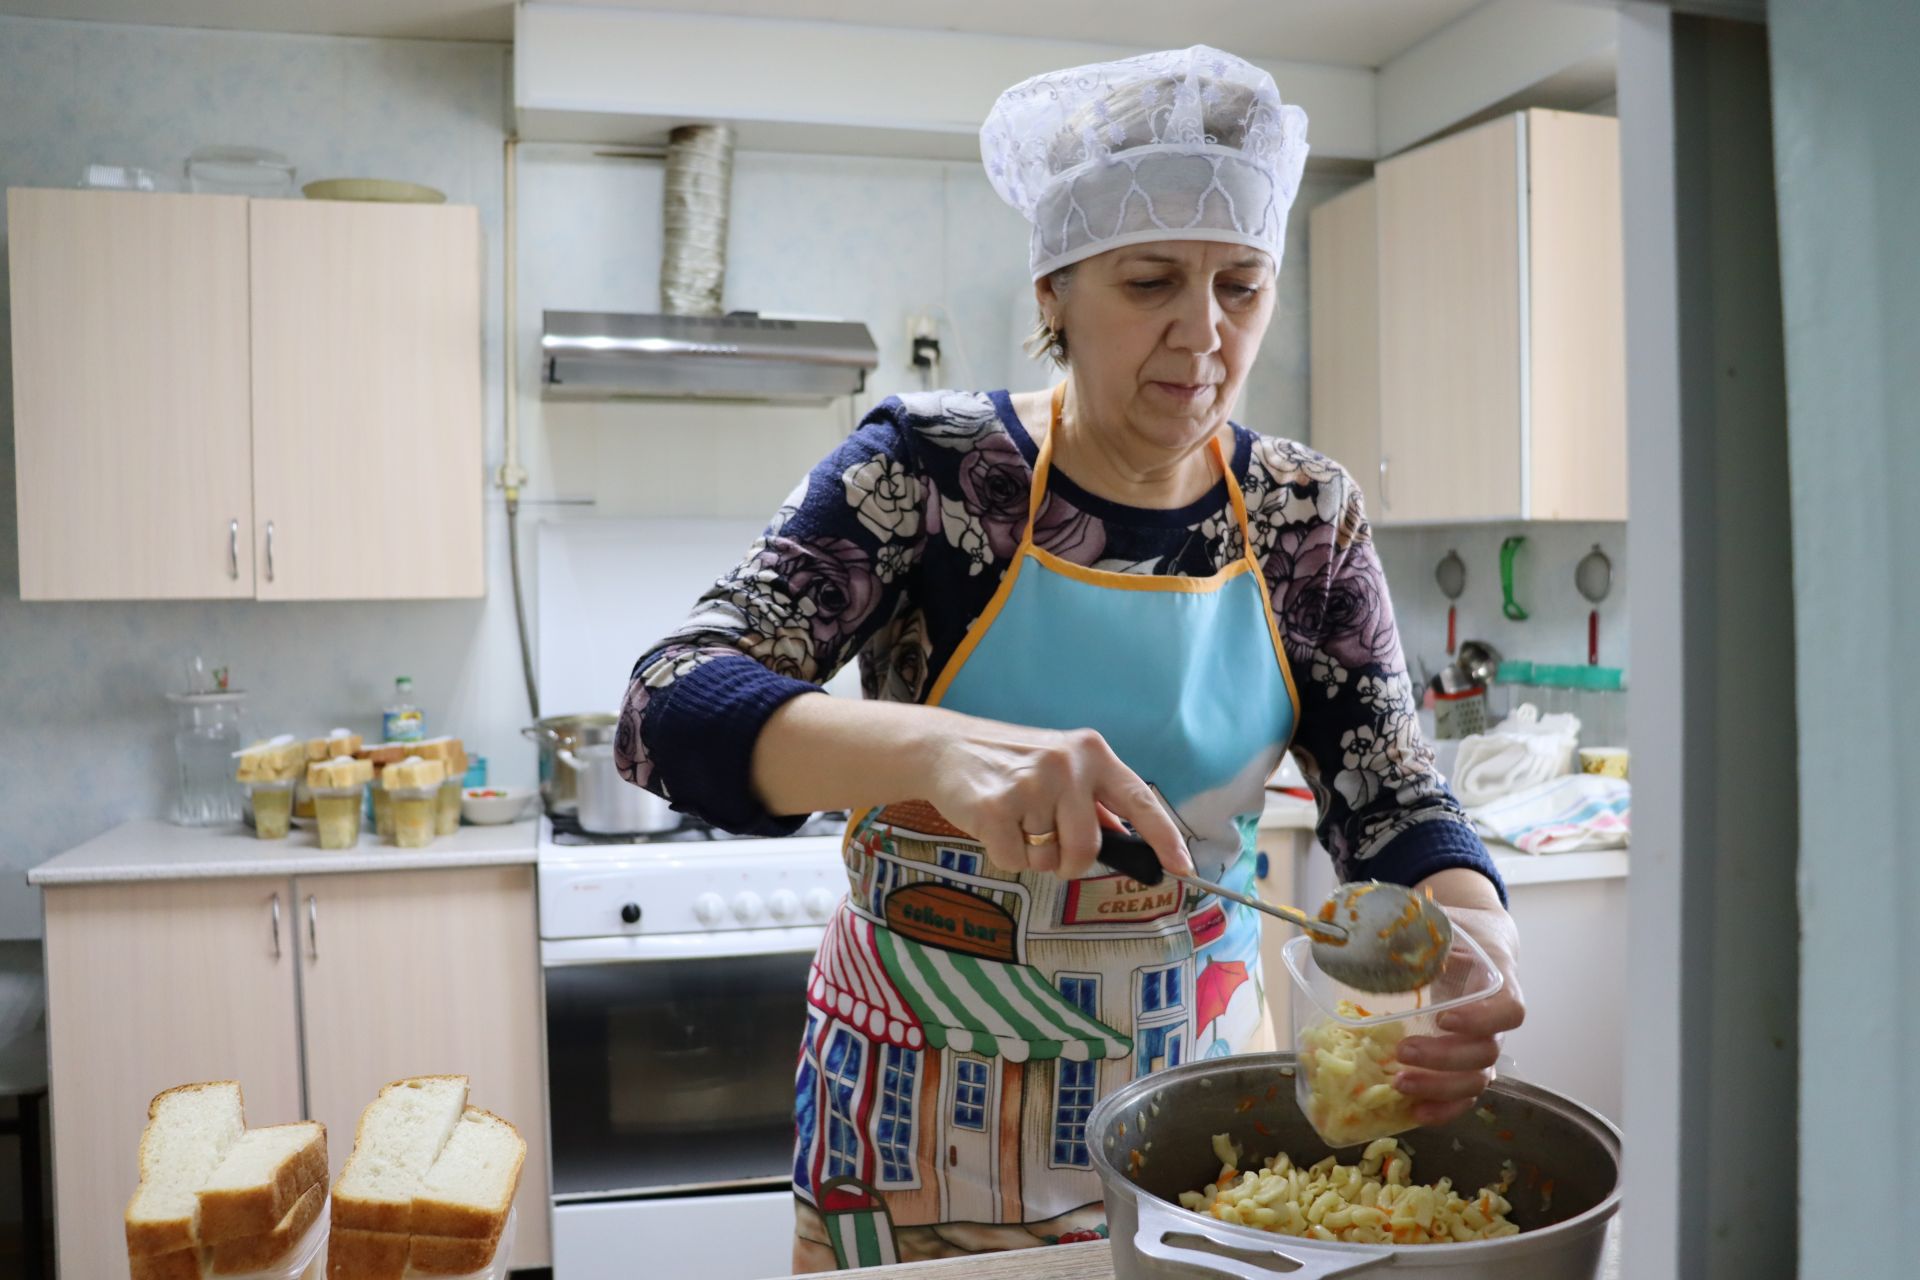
[[1500, 535, 1529, 621]]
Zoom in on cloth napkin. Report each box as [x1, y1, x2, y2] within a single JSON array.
[[1466, 774, 1631, 854]]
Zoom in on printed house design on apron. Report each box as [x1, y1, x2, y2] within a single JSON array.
[[798, 799, 1216, 1234]]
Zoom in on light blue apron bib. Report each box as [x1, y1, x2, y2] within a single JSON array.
[[795, 385, 1300, 1268]]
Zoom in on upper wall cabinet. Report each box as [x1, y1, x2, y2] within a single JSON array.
[[7, 189, 484, 601], [1311, 109, 1627, 526]]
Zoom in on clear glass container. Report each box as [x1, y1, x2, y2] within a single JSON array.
[[167, 692, 247, 826], [311, 786, 366, 851]]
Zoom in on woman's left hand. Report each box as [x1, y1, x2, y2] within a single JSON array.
[[1390, 868, 1526, 1127]]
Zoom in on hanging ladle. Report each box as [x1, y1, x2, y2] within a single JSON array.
[[1575, 544, 1613, 665], [1435, 549, 1466, 655]]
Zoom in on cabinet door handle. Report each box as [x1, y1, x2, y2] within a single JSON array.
[[265, 521, 276, 583], [270, 893, 282, 959], [1378, 455, 1391, 511], [228, 519, 240, 580], [306, 894, 318, 961]]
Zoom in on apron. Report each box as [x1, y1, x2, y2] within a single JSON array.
[[794, 386, 1301, 1270]]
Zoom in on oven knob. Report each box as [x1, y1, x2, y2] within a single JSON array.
[[768, 890, 800, 921], [694, 892, 726, 926], [620, 903, 641, 926], [804, 888, 837, 921], [732, 891, 764, 924]]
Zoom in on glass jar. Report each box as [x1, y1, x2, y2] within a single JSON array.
[[167, 692, 247, 826]]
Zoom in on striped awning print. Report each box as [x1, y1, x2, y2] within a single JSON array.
[[809, 910, 926, 1050], [873, 929, 1132, 1063]]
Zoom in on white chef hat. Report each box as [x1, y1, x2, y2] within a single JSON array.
[[981, 45, 1311, 281]]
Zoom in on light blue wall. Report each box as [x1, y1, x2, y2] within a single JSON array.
[[1769, 0, 1920, 1270]]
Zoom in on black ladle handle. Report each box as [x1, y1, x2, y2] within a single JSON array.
[[1098, 827, 1168, 886]]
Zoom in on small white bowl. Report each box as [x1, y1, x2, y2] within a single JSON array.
[[460, 787, 535, 825]]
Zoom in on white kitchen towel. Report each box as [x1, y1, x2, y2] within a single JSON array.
[[1449, 704, 1582, 806], [1467, 775, 1631, 854]]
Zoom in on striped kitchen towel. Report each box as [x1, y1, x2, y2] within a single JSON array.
[[1466, 775, 1631, 854]]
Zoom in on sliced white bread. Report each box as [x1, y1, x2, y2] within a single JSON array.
[[325, 1226, 410, 1280], [409, 1108, 525, 1241], [128, 1246, 206, 1280], [208, 1180, 325, 1276], [126, 1082, 247, 1257], [409, 1228, 506, 1277], [331, 1075, 469, 1233], [197, 1120, 327, 1245]]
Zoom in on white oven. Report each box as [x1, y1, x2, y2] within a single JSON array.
[[539, 820, 845, 1280]]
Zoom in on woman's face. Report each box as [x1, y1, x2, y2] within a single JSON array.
[[1040, 240, 1276, 455]]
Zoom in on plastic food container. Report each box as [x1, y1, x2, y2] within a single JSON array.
[[248, 781, 296, 841], [386, 786, 437, 849], [1283, 929, 1503, 1148], [217, 1191, 328, 1279], [417, 1207, 516, 1280], [311, 786, 366, 851], [434, 778, 463, 836]]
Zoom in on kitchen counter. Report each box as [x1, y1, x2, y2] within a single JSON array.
[[26, 817, 538, 885], [821, 1222, 1622, 1278]]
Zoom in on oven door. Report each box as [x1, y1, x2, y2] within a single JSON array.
[[543, 928, 822, 1201]]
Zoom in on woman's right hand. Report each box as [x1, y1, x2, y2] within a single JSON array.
[[922, 715, 1193, 881]]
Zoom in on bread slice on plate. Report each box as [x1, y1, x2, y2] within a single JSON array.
[[126, 1082, 247, 1257], [208, 1180, 325, 1276], [197, 1120, 327, 1245], [331, 1075, 470, 1234]]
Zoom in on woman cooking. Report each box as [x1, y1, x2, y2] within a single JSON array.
[[617, 45, 1524, 1271]]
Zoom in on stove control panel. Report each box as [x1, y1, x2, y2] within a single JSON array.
[[539, 835, 846, 940]]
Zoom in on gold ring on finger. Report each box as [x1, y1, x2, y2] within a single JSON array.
[[1022, 828, 1058, 847]]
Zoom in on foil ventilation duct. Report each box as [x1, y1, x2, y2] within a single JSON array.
[[660, 123, 734, 315]]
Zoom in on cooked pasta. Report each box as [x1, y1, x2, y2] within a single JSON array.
[[1177, 1134, 1521, 1245], [1298, 998, 1419, 1146]]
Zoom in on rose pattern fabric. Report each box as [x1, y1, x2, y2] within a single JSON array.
[[616, 389, 1483, 883]]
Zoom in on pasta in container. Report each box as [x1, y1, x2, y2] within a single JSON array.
[[1282, 931, 1503, 1148]]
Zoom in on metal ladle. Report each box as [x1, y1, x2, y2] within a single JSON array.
[[1576, 544, 1613, 665], [1096, 803, 1454, 994], [1435, 549, 1466, 655]]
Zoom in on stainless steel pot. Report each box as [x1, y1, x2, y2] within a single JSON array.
[[522, 714, 616, 815], [1091, 1052, 1620, 1280], [556, 741, 680, 835]]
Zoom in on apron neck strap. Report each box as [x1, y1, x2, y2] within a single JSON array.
[[1029, 382, 1256, 564]]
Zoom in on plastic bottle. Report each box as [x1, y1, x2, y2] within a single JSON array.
[[382, 676, 425, 743]]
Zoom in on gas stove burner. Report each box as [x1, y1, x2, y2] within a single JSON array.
[[546, 809, 850, 846]]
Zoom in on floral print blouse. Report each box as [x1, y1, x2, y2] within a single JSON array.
[[616, 389, 1503, 899]]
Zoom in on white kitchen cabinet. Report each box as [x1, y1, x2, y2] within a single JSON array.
[[7, 190, 257, 600], [39, 866, 549, 1278], [295, 866, 549, 1269], [7, 188, 483, 601], [42, 878, 303, 1280], [1310, 110, 1627, 525], [249, 200, 484, 600], [1306, 181, 1381, 492]]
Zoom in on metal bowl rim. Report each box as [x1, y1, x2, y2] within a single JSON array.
[[1089, 1052, 1622, 1257]]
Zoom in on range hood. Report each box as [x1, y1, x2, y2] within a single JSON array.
[[541, 310, 879, 403]]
